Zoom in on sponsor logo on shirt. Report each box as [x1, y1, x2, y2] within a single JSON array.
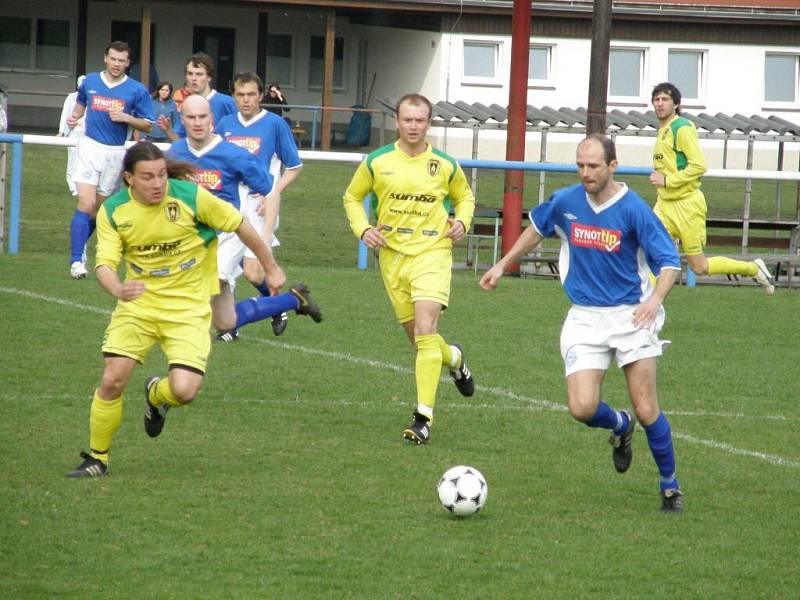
[[422, 229, 439, 236], [397, 227, 414, 234], [227, 136, 261, 155], [388, 192, 437, 203], [135, 241, 182, 253], [570, 223, 621, 252], [91, 95, 126, 113], [190, 169, 223, 191]]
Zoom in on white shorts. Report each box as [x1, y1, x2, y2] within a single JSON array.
[[72, 137, 125, 197], [559, 304, 669, 377], [216, 190, 276, 291], [239, 183, 281, 250]]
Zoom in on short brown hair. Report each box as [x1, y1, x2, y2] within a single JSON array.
[[232, 71, 264, 95], [395, 93, 433, 120], [185, 52, 215, 80], [105, 40, 131, 58]]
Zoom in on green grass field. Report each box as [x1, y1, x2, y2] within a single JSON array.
[[1, 146, 798, 598]]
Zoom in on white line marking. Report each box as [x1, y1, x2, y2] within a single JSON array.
[[2, 285, 797, 468]]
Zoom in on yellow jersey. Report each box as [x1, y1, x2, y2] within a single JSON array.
[[96, 179, 243, 317], [343, 142, 475, 256], [652, 115, 707, 202]]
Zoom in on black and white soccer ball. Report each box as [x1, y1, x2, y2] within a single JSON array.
[[437, 465, 488, 517]]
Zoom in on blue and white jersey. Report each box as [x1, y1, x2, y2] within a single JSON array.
[[173, 89, 237, 137], [216, 110, 302, 179], [77, 72, 154, 147], [167, 135, 273, 210], [531, 183, 680, 307]]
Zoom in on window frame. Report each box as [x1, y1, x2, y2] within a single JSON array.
[[527, 43, 555, 89], [308, 35, 346, 91], [763, 52, 800, 108], [667, 48, 707, 105], [607, 46, 648, 104], [265, 32, 294, 89], [461, 39, 503, 87], [0, 15, 72, 74]]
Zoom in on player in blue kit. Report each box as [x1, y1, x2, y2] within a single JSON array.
[[66, 41, 155, 279], [217, 72, 304, 336], [481, 135, 684, 513], [169, 95, 321, 338], [158, 52, 236, 141]]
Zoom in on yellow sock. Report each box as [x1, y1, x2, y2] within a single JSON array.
[[415, 334, 442, 421], [152, 377, 182, 407], [707, 256, 758, 277], [436, 335, 459, 368], [89, 390, 122, 464]]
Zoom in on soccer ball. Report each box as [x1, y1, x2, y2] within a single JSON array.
[[437, 465, 488, 517]]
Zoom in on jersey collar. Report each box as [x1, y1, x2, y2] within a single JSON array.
[[187, 134, 223, 157], [585, 182, 628, 214], [100, 72, 128, 89], [237, 110, 268, 127]]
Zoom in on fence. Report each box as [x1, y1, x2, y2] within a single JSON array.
[[2, 133, 799, 287]]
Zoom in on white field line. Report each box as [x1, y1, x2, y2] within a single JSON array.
[[2, 285, 798, 468]]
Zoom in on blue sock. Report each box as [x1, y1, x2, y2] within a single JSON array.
[[69, 210, 93, 263], [252, 279, 270, 297], [234, 293, 299, 329], [586, 401, 627, 432], [644, 412, 679, 491]]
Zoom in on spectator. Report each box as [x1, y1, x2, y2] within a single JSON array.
[[146, 81, 178, 142]]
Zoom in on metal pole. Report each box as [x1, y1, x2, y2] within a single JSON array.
[[741, 135, 754, 253], [775, 141, 784, 219], [358, 194, 371, 269], [9, 141, 23, 254], [320, 9, 335, 151], [722, 136, 728, 169], [470, 124, 479, 197], [586, 0, 612, 134], [140, 4, 152, 92], [311, 109, 319, 151], [501, 0, 532, 267], [0, 141, 6, 251], [380, 112, 385, 147], [538, 127, 548, 205]]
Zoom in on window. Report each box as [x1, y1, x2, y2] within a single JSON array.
[[266, 34, 292, 86], [668, 50, 704, 101], [463, 41, 501, 84], [765, 54, 798, 104], [609, 48, 645, 98], [0, 16, 70, 72], [309, 36, 344, 89], [528, 45, 553, 86]]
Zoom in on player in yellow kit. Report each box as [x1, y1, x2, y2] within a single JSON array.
[[343, 93, 476, 444], [66, 141, 287, 477], [649, 82, 775, 294]]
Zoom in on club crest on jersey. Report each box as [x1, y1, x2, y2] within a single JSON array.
[[91, 95, 126, 112], [190, 169, 223, 191], [165, 202, 180, 222], [427, 159, 440, 177], [227, 136, 261, 154], [571, 223, 621, 252]]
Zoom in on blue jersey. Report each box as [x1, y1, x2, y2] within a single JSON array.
[[531, 183, 680, 307], [173, 89, 237, 137], [167, 135, 273, 210], [217, 110, 302, 178], [77, 72, 154, 146]]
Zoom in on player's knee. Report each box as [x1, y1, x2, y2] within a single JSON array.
[[567, 397, 596, 423], [633, 402, 659, 427], [171, 380, 201, 405], [99, 370, 126, 398]]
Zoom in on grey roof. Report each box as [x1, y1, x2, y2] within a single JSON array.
[[378, 98, 800, 141]]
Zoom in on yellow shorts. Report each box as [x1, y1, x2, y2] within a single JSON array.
[[102, 305, 212, 373], [654, 190, 707, 256], [379, 246, 452, 323]]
